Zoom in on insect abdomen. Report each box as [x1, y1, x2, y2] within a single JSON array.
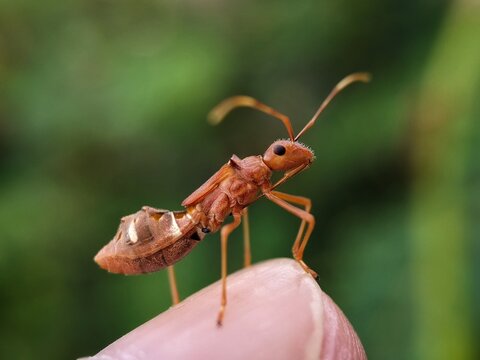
[[94, 207, 205, 274], [95, 230, 202, 274]]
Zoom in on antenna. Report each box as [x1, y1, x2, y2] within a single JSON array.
[[294, 72, 371, 141]]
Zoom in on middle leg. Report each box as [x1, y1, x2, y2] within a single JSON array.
[[242, 207, 251, 268], [217, 211, 242, 326]]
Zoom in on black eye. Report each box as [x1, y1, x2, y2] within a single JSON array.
[[273, 144, 286, 156]]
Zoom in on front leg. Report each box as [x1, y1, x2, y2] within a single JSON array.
[[270, 191, 312, 258], [263, 191, 317, 278]]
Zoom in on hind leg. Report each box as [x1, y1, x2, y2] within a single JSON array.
[[167, 265, 180, 305]]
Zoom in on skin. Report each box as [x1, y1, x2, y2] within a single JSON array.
[[86, 259, 366, 360]]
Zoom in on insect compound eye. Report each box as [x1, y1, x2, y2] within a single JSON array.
[[273, 144, 286, 156]]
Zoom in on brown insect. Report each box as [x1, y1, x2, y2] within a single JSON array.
[[94, 73, 370, 325]]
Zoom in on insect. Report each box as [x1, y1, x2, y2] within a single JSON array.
[[94, 73, 370, 325]]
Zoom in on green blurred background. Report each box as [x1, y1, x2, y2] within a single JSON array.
[[0, 0, 478, 359]]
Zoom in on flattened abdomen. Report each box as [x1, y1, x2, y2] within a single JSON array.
[[95, 230, 200, 274], [94, 207, 205, 274]]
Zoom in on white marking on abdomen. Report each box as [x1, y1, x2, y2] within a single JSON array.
[[167, 212, 182, 238], [128, 220, 138, 243]]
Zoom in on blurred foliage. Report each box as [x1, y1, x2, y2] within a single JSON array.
[[0, 0, 478, 359]]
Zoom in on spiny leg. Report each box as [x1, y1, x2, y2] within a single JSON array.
[[242, 207, 251, 267], [167, 265, 180, 305], [264, 191, 317, 278], [217, 212, 242, 326]]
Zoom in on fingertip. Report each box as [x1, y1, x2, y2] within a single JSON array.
[[91, 258, 365, 360], [319, 292, 367, 360]]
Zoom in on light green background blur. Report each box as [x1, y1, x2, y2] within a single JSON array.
[[0, 1, 478, 359]]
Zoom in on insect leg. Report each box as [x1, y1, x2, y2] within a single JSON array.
[[263, 192, 317, 278], [167, 265, 180, 305], [242, 207, 251, 267], [217, 211, 242, 326], [270, 191, 311, 259], [269, 163, 309, 192]]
